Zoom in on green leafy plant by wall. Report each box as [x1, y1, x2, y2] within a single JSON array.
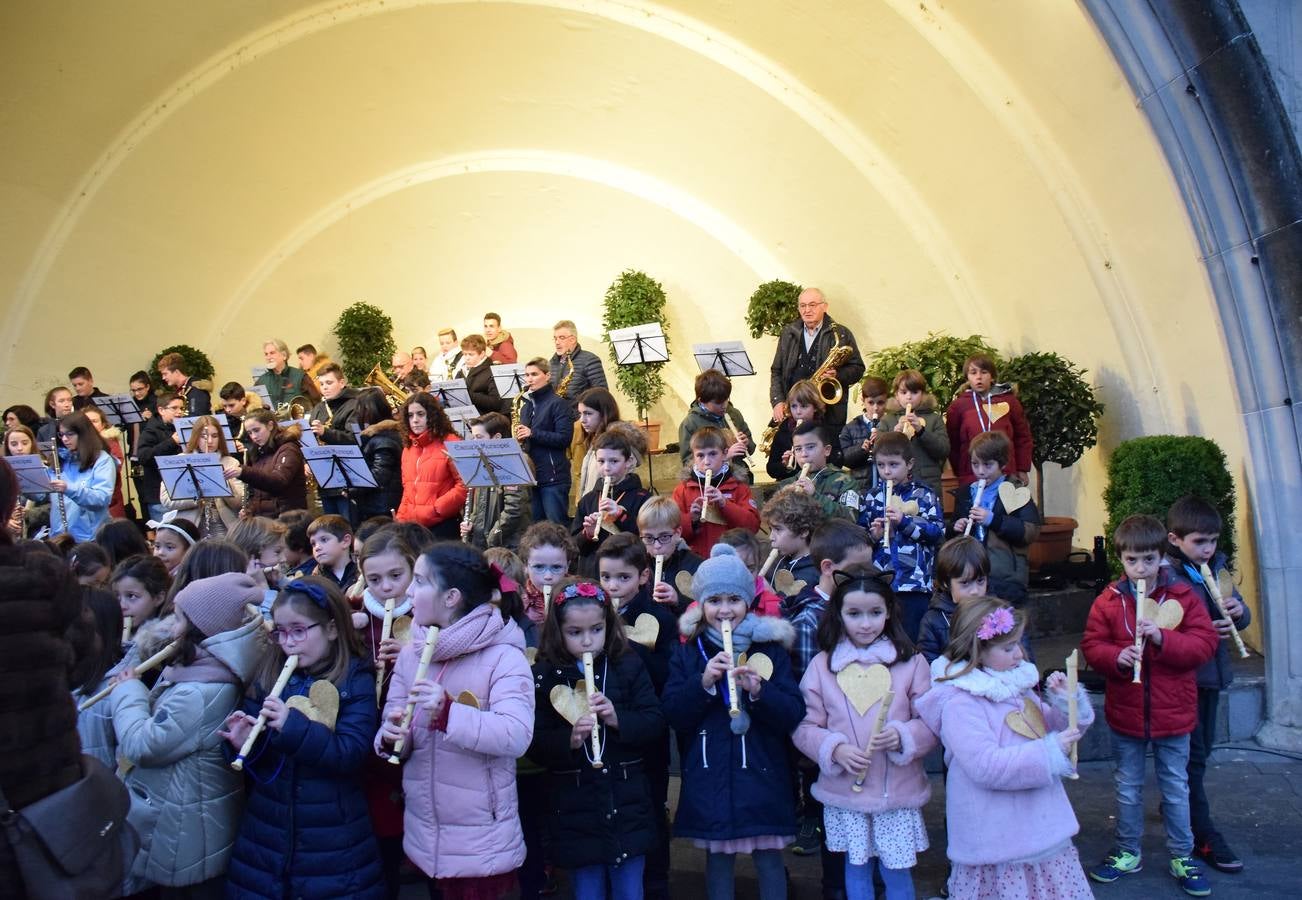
[[148, 345, 215, 392], [1103, 435, 1235, 570], [601, 270, 670, 422], [332, 301, 397, 386], [745, 280, 803, 339], [1001, 351, 1105, 512], [866, 332, 1002, 405]]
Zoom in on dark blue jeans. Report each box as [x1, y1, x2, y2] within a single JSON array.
[[572, 856, 645, 900], [532, 480, 572, 525]]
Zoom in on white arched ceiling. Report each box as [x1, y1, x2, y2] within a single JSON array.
[[0, 0, 1249, 566]]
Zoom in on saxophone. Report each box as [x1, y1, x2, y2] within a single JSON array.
[[811, 327, 853, 405], [511, 391, 526, 437], [555, 353, 576, 398]]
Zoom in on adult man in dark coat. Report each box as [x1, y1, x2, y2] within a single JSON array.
[[549, 319, 608, 407], [157, 352, 212, 415], [768, 287, 865, 431]]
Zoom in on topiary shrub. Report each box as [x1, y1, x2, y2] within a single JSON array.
[[1001, 351, 1105, 513], [601, 270, 670, 422], [865, 332, 1002, 405], [1103, 435, 1235, 570], [745, 280, 803, 339], [332, 301, 397, 386], [148, 345, 215, 392]]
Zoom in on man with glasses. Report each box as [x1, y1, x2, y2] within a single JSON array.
[[135, 392, 185, 521], [768, 287, 865, 431], [548, 320, 607, 407]]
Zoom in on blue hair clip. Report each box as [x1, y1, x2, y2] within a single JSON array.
[[285, 579, 330, 609]]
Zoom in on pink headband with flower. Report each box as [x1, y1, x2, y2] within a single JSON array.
[[976, 607, 1016, 641], [554, 581, 606, 607]]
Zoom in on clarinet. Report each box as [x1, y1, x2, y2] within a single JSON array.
[[47, 439, 69, 534]]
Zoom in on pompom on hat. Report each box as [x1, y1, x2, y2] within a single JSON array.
[[174, 572, 262, 638], [691, 543, 755, 605]]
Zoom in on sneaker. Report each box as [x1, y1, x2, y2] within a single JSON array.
[[1195, 834, 1244, 873], [1089, 849, 1143, 883], [792, 818, 822, 856], [1170, 856, 1212, 896]]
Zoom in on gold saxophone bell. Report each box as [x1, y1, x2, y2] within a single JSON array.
[[812, 328, 853, 406], [364, 364, 410, 414], [555, 353, 576, 398]]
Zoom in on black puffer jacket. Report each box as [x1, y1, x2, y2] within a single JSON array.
[[767, 314, 865, 429], [353, 419, 403, 520], [529, 650, 664, 870]]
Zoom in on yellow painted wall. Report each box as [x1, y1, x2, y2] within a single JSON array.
[[0, 1, 1260, 643]]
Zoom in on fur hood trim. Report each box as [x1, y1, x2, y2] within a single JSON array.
[[361, 418, 402, 439], [678, 605, 796, 648], [931, 655, 1039, 701]]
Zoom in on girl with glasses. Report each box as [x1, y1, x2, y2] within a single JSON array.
[[48, 411, 117, 541], [221, 576, 385, 899]]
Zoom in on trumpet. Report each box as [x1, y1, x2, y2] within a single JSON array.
[[811, 327, 853, 405]]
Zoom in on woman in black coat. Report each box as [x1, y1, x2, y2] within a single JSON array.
[[350, 388, 404, 523]]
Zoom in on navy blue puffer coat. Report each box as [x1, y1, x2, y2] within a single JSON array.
[[224, 658, 385, 900]]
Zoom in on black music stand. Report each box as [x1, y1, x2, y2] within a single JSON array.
[[173, 416, 235, 445], [443, 406, 479, 439], [92, 394, 145, 428], [303, 445, 378, 492], [156, 453, 234, 501], [247, 384, 273, 407], [1, 455, 55, 494], [491, 364, 527, 399], [291, 418, 320, 447], [446, 439, 536, 488], [609, 323, 669, 366], [692, 341, 756, 377], [427, 379, 472, 410]]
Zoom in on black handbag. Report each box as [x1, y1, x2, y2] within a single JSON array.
[[0, 755, 137, 900]]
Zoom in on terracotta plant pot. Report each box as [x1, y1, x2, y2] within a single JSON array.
[[637, 420, 662, 453], [1029, 516, 1078, 572]]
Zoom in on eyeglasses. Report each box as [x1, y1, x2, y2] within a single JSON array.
[[57, 432, 74, 439], [797, 301, 826, 311], [270, 623, 322, 644], [527, 563, 567, 575], [640, 532, 677, 547]]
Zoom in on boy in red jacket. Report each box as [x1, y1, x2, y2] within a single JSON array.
[[671, 426, 759, 556], [1082, 515, 1218, 897], [945, 352, 1034, 486]]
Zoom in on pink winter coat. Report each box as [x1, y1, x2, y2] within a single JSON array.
[[916, 658, 1093, 866], [794, 639, 935, 814], [376, 604, 534, 879]]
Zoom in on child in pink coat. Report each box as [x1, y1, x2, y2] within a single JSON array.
[[376, 543, 535, 900], [794, 569, 936, 900], [917, 598, 1093, 900]]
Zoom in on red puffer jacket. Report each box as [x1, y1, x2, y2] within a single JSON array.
[[396, 429, 467, 527], [1081, 571, 1217, 739]]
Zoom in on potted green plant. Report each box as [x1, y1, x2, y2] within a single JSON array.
[[332, 301, 397, 387], [745, 280, 803, 338], [865, 332, 1003, 406], [1103, 435, 1235, 571], [148, 345, 215, 392], [601, 270, 670, 450], [1001, 351, 1105, 569], [866, 333, 1002, 514]]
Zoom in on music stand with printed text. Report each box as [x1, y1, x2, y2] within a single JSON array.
[[349, 422, 363, 446], [156, 453, 234, 503], [1, 455, 56, 495], [247, 384, 272, 407], [443, 406, 479, 439], [445, 439, 536, 490], [303, 445, 379, 493], [609, 323, 669, 367], [692, 341, 756, 378], [427, 379, 472, 410], [291, 418, 320, 448], [173, 416, 235, 446], [491, 364, 528, 399]]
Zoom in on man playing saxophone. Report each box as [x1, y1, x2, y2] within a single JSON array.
[[767, 287, 865, 432]]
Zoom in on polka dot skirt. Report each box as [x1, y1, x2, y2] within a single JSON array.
[[823, 804, 929, 868], [947, 843, 1094, 900]]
